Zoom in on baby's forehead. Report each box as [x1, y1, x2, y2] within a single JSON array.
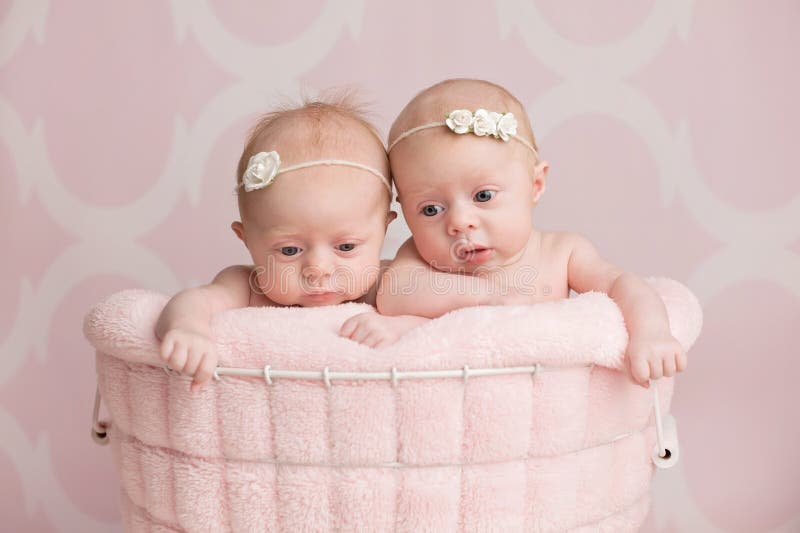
[[391, 134, 534, 199], [255, 113, 382, 162], [248, 188, 386, 240], [243, 169, 388, 219]]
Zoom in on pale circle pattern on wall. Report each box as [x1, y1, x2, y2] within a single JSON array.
[[681, 0, 800, 212], [496, 0, 693, 78], [0, 0, 47, 67], [208, 0, 327, 46], [32, 1, 183, 205], [532, 0, 656, 46], [170, 0, 366, 80]]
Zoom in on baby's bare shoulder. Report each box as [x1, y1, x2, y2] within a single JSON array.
[[212, 264, 253, 286], [389, 237, 429, 268], [538, 230, 591, 256], [210, 265, 270, 308]]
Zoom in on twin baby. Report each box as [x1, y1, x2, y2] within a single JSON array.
[[155, 78, 687, 392]]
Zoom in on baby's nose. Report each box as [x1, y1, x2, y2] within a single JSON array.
[[447, 206, 479, 236], [302, 252, 334, 281]]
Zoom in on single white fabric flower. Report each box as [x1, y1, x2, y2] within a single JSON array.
[[472, 109, 497, 137], [445, 109, 474, 134], [496, 113, 518, 142], [243, 151, 280, 192]]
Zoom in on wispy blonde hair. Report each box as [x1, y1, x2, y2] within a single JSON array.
[[237, 89, 388, 182]]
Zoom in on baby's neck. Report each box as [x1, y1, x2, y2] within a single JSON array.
[[503, 228, 540, 268]]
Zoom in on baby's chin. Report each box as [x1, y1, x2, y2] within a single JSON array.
[[425, 255, 491, 275], [296, 290, 366, 307]]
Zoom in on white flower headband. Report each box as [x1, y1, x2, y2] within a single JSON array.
[[237, 151, 392, 193], [388, 108, 538, 156]]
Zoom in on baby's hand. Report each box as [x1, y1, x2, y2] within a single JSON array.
[[626, 332, 687, 387], [159, 328, 219, 392], [339, 312, 429, 349]]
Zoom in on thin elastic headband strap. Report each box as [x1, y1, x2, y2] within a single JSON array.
[[388, 122, 538, 157], [278, 160, 392, 193], [236, 159, 392, 193]]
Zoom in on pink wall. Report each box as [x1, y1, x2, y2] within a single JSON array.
[[1, 1, 798, 531]]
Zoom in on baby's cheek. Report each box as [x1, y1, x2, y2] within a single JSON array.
[[260, 265, 301, 302], [336, 260, 378, 294], [409, 233, 445, 264], [499, 214, 531, 247]]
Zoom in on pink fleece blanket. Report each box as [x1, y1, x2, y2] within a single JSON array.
[[84, 278, 702, 532]]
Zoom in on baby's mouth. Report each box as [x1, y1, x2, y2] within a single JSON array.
[[305, 287, 338, 295], [455, 242, 491, 261], [304, 289, 341, 303]]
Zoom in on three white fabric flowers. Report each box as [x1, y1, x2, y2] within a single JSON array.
[[445, 109, 518, 142]]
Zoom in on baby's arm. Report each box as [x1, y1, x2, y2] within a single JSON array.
[[347, 237, 521, 348], [155, 265, 253, 391], [376, 238, 503, 318], [339, 312, 430, 349], [566, 233, 687, 386], [337, 256, 430, 347]]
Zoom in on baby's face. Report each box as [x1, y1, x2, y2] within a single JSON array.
[[393, 131, 540, 273], [239, 168, 390, 306]]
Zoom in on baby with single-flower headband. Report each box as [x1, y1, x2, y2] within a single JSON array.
[[155, 94, 417, 391]]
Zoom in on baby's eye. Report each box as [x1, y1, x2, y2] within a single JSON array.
[[336, 243, 356, 252], [474, 190, 496, 203], [280, 246, 301, 256], [421, 204, 444, 217]]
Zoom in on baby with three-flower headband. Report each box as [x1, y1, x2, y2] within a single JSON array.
[[155, 94, 417, 391], [339, 78, 687, 387]]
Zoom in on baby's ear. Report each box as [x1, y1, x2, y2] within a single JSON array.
[[231, 221, 246, 243], [532, 160, 549, 204]]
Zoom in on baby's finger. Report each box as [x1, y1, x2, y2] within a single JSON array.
[[662, 355, 676, 378], [339, 317, 358, 338], [191, 354, 217, 393], [350, 325, 373, 345], [649, 359, 663, 380], [348, 318, 374, 341], [676, 350, 688, 372], [631, 358, 650, 386], [168, 344, 188, 373], [182, 348, 202, 377], [198, 354, 218, 383], [160, 336, 176, 362], [373, 336, 394, 349], [359, 332, 376, 347], [363, 331, 384, 348]]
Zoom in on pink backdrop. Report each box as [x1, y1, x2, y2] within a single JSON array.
[[1, 1, 798, 531]]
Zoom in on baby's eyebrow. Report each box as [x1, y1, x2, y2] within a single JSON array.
[[328, 232, 365, 240], [264, 229, 305, 242], [405, 187, 441, 202]]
